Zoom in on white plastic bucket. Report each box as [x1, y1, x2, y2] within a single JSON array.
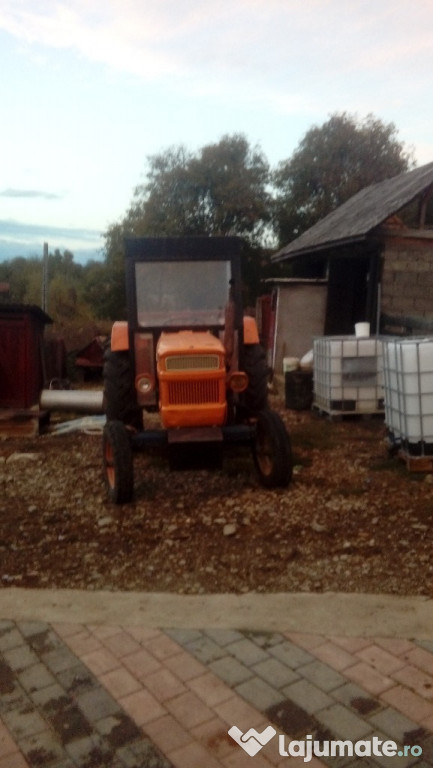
[[300, 349, 314, 370], [283, 357, 299, 373], [355, 322, 370, 338]]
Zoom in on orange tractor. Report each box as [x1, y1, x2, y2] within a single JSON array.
[[102, 236, 292, 502]]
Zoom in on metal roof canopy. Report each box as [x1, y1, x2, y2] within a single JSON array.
[[0, 303, 52, 324], [272, 161, 433, 262]]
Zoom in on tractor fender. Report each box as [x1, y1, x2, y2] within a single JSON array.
[[243, 315, 260, 345], [111, 321, 129, 351]]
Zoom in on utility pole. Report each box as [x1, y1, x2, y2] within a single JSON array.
[[41, 242, 48, 312]]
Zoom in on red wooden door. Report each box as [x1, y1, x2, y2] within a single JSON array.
[[0, 317, 29, 407]]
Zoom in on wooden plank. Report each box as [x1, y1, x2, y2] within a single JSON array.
[[399, 449, 433, 473], [312, 404, 384, 421], [0, 409, 49, 438]]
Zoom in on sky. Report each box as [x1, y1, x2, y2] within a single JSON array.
[[1, 0, 433, 262]]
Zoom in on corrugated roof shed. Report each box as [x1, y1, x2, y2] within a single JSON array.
[[0, 304, 52, 410], [0, 303, 52, 324], [273, 161, 433, 262]]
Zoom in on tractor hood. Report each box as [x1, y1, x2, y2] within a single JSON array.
[[156, 330, 225, 359], [156, 330, 227, 429]]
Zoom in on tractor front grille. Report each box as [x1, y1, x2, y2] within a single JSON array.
[[165, 355, 220, 371], [167, 379, 220, 405]]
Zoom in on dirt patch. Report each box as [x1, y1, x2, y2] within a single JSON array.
[[1, 400, 432, 596]]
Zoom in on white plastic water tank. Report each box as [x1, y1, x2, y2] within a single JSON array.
[[313, 336, 384, 415], [383, 337, 433, 446]]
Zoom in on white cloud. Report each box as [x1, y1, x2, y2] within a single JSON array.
[[1, 0, 432, 240], [1, 2, 431, 155], [0, 188, 62, 200], [2, 0, 432, 93]]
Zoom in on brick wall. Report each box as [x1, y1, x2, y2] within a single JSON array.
[[381, 236, 433, 323]]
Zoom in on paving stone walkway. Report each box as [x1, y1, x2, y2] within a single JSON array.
[[1, 618, 433, 767]]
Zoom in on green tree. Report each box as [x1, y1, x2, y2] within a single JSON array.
[[0, 256, 42, 304], [49, 249, 82, 282], [0, 250, 102, 325], [82, 259, 122, 320], [131, 145, 197, 236], [273, 112, 414, 245], [103, 134, 272, 316], [102, 222, 130, 319], [132, 135, 271, 243]]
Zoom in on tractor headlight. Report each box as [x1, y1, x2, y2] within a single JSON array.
[[228, 371, 249, 393], [135, 374, 154, 395]]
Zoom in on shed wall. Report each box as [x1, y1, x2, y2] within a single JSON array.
[[273, 283, 327, 372], [381, 236, 433, 331]]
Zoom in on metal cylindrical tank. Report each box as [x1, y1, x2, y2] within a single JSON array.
[[40, 389, 104, 413]]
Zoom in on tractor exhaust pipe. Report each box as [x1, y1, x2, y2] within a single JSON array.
[[40, 389, 104, 413]]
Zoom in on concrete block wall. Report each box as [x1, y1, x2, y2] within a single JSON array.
[[380, 236, 433, 321]]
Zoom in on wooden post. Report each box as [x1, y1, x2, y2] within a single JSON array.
[[41, 242, 48, 311]]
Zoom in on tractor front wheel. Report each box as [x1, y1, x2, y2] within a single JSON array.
[[253, 409, 293, 488], [103, 349, 142, 430], [103, 420, 134, 503]]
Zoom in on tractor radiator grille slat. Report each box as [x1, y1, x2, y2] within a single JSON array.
[[165, 355, 220, 371], [167, 380, 220, 405]]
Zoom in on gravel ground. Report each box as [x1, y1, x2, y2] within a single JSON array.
[[1, 396, 433, 597]]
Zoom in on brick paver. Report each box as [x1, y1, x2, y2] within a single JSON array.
[[234, 675, 284, 710], [0, 621, 171, 768], [296, 659, 346, 692], [307, 640, 357, 671], [329, 635, 372, 653], [122, 647, 162, 679], [391, 663, 433, 698], [188, 671, 234, 707], [1, 619, 433, 767], [0, 753, 30, 768], [404, 647, 433, 676], [381, 684, 433, 722], [285, 632, 327, 651], [369, 706, 426, 742], [163, 650, 207, 682], [167, 739, 224, 768], [99, 666, 142, 698], [0, 721, 23, 761], [119, 688, 167, 725], [269, 640, 314, 669], [355, 643, 407, 675], [343, 660, 395, 695], [282, 678, 334, 714], [145, 713, 191, 753], [374, 638, 415, 656], [315, 702, 373, 740], [80, 645, 121, 676], [225, 638, 269, 666], [209, 655, 253, 686], [144, 667, 187, 702]]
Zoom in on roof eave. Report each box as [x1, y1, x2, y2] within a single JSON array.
[[272, 234, 369, 262]]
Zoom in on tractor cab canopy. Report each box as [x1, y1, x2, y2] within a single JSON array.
[[124, 236, 243, 334]]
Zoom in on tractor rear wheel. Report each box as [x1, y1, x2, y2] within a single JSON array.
[[253, 409, 293, 488], [242, 344, 269, 415], [103, 420, 134, 503], [103, 349, 142, 430]]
